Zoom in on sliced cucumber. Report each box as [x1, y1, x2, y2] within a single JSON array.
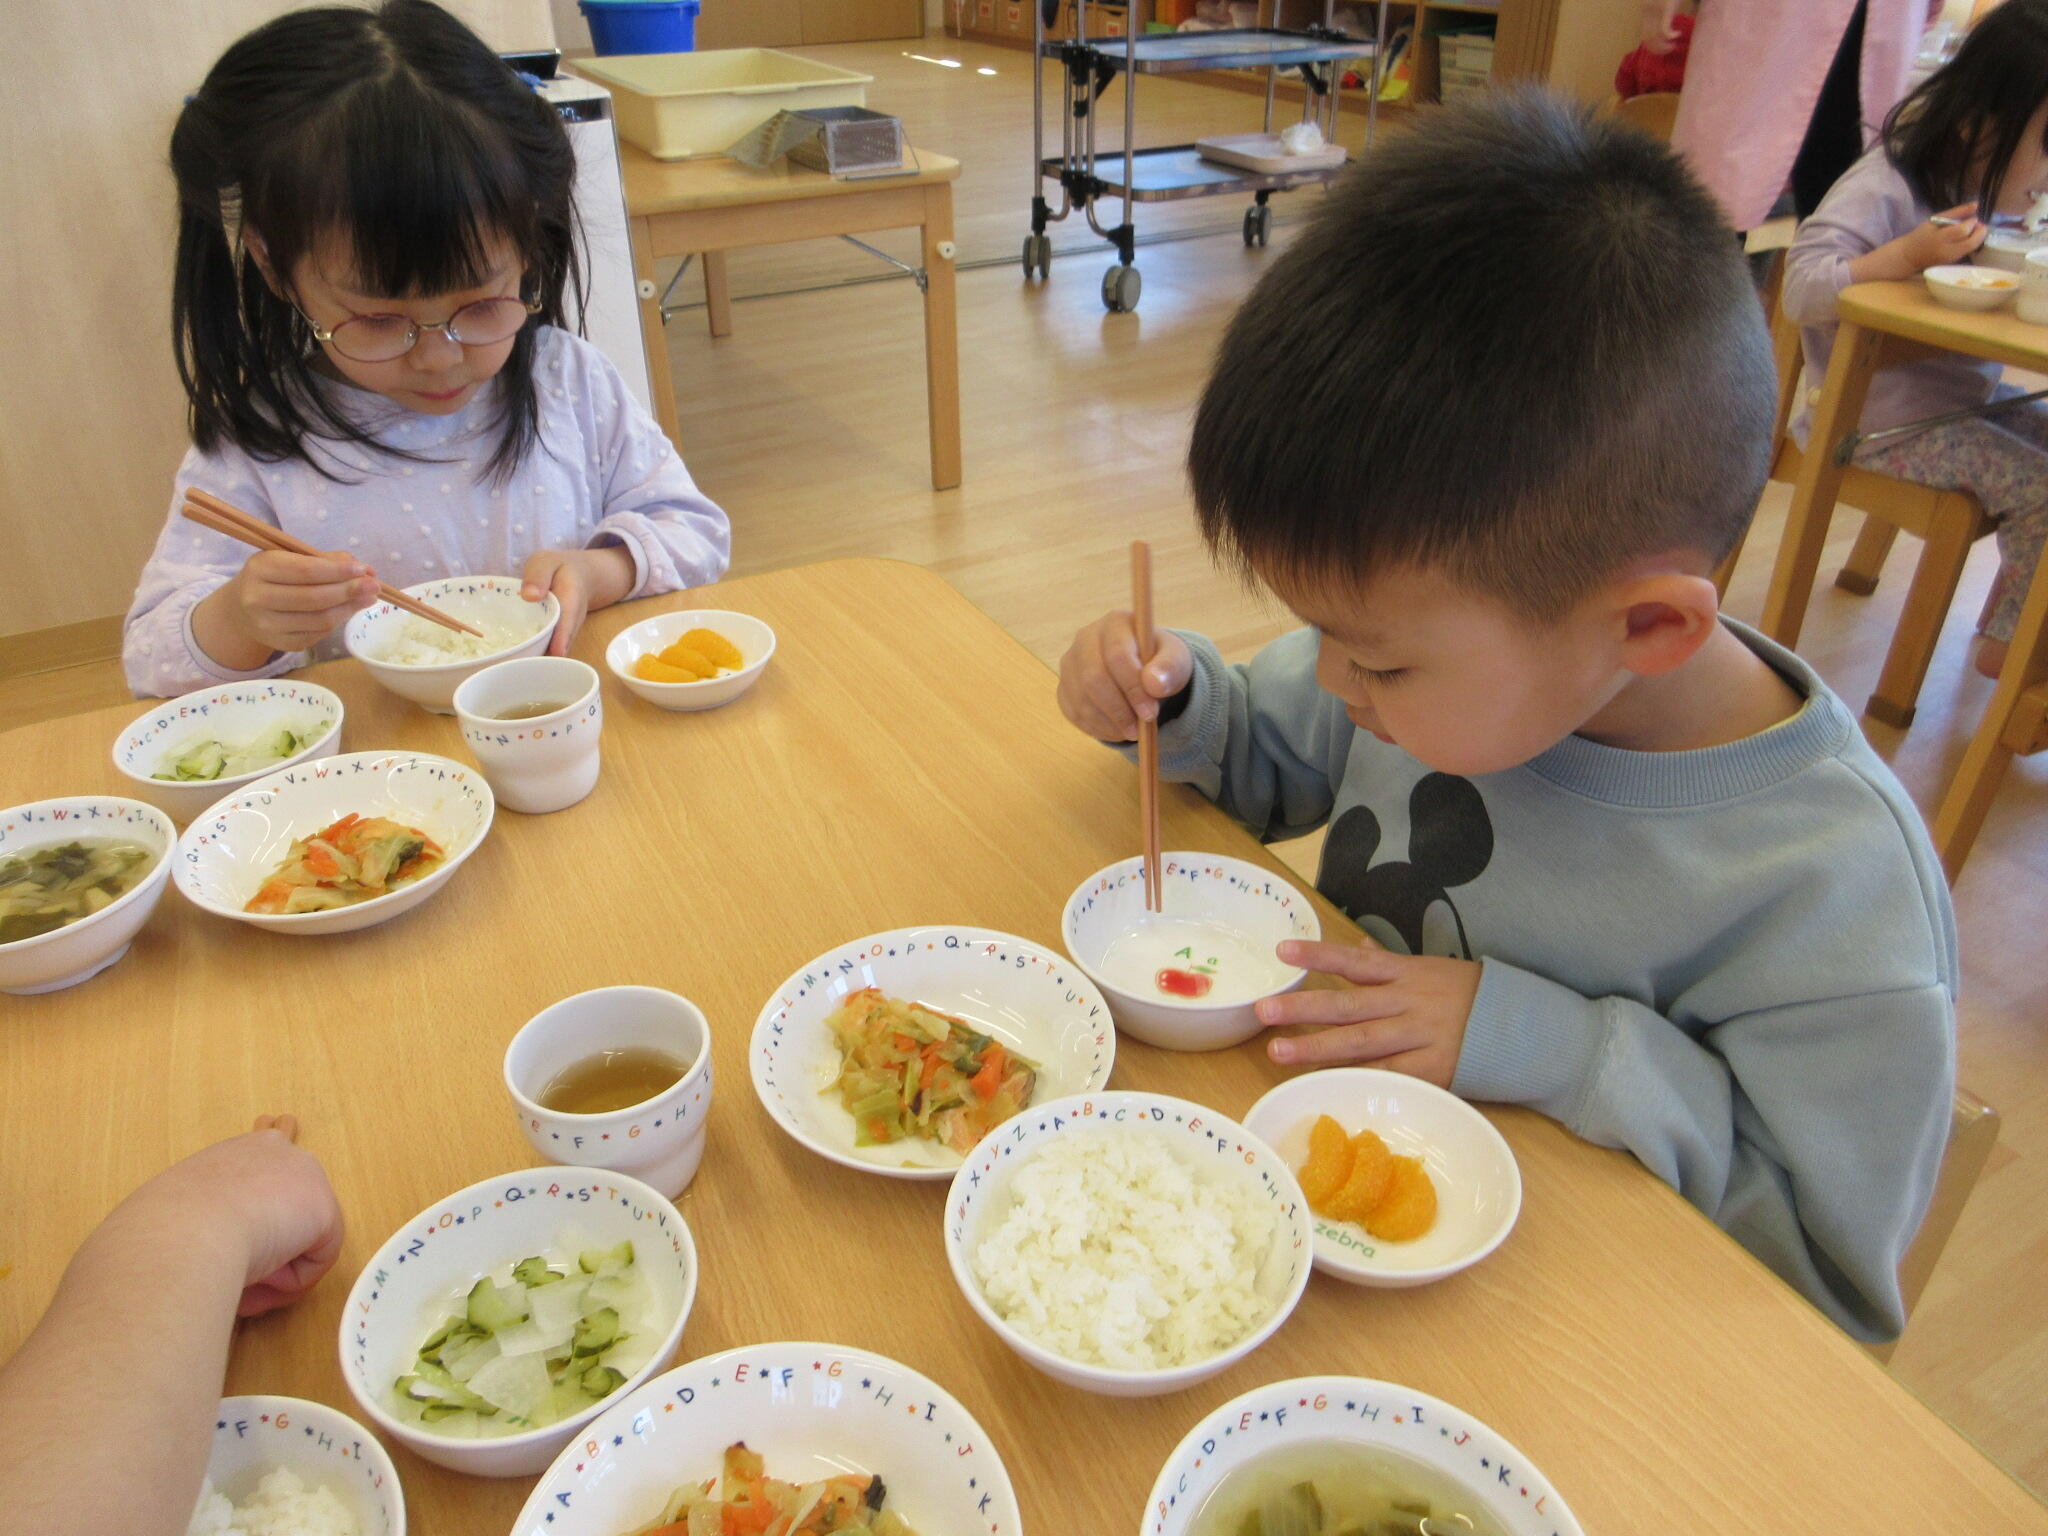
[[466, 1276, 529, 1332], [571, 1306, 619, 1357], [579, 1364, 626, 1399], [577, 1240, 634, 1275], [512, 1256, 564, 1287]]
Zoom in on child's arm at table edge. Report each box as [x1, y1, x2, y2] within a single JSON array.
[[123, 453, 311, 698], [1457, 940, 1954, 1343], [0, 1121, 343, 1536], [579, 335, 730, 601]]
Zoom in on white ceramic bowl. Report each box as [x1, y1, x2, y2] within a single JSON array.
[[943, 1089, 1312, 1396], [338, 1167, 698, 1479], [751, 924, 1117, 1180], [203, 1394, 405, 1536], [1063, 853, 1319, 1051], [510, 1341, 1022, 1536], [506, 985, 715, 1197], [1142, 1375, 1586, 1536], [345, 576, 559, 714], [1926, 263, 2019, 311], [1243, 1068, 1522, 1288], [605, 608, 775, 711], [173, 751, 493, 936], [112, 679, 345, 825], [0, 797, 175, 994]]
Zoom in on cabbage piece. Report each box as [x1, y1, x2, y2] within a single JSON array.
[[467, 1350, 551, 1422]]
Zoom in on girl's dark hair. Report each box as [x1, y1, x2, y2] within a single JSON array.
[[170, 0, 582, 481], [1883, 0, 2048, 216]]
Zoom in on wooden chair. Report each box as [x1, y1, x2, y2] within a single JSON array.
[[1871, 1088, 1999, 1362], [1738, 304, 1994, 727], [1932, 556, 2048, 878]]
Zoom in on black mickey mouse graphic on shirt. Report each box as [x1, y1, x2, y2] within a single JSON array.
[[1319, 773, 1495, 959]]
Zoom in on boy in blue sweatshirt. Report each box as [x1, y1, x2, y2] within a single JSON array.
[[1058, 90, 1955, 1343]]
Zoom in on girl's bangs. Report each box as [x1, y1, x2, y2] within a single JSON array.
[[253, 71, 537, 298]]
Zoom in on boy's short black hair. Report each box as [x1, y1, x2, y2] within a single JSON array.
[[1189, 88, 1774, 618]]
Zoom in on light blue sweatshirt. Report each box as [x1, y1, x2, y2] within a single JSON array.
[[1155, 620, 1957, 1341]]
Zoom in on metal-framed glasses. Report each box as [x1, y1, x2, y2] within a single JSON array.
[[297, 294, 542, 363]]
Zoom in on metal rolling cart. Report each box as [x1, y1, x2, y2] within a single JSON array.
[[1024, 0, 1389, 312]]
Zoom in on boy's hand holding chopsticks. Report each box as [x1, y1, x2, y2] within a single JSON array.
[[1056, 611, 1194, 744]]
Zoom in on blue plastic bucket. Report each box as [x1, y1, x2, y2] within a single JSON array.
[[580, 0, 700, 55]]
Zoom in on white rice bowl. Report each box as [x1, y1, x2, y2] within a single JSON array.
[[945, 1090, 1311, 1396], [344, 576, 559, 714], [188, 1468, 359, 1536], [974, 1127, 1276, 1371]]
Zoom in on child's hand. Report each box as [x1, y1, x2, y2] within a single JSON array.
[[224, 550, 380, 654], [1256, 938, 1480, 1087], [118, 1115, 344, 1318], [1859, 206, 1989, 280], [522, 546, 636, 656], [1057, 611, 1195, 742]]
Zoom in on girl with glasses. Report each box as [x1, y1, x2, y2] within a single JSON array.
[[124, 0, 730, 697]]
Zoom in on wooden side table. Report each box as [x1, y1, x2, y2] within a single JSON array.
[[620, 144, 963, 490]]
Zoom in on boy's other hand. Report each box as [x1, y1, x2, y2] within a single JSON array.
[[120, 1115, 345, 1318], [1256, 938, 1480, 1087], [1057, 611, 1195, 742], [227, 549, 379, 654]]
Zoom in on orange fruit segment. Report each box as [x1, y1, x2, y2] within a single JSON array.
[[1324, 1128, 1396, 1224], [1365, 1153, 1438, 1242], [680, 627, 743, 670], [656, 640, 718, 678], [1295, 1115, 1355, 1208], [633, 654, 697, 683]]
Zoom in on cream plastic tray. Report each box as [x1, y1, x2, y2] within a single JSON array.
[[570, 48, 872, 160], [1194, 131, 1348, 175]]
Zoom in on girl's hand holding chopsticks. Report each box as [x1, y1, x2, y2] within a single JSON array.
[[1055, 610, 1194, 744], [189, 547, 382, 671]]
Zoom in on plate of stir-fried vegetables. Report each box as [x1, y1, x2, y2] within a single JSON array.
[[750, 926, 1118, 1180], [174, 750, 494, 935], [829, 989, 1040, 1155], [513, 1343, 1020, 1536], [245, 813, 444, 915], [627, 1443, 920, 1536]]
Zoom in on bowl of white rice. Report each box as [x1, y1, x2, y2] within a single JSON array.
[[344, 575, 559, 714], [944, 1090, 1312, 1397], [190, 1394, 404, 1536]]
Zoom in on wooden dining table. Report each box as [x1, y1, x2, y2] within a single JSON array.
[[3, 558, 2044, 1534]]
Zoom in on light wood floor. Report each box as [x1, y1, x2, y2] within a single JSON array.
[[7, 34, 2046, 1502]]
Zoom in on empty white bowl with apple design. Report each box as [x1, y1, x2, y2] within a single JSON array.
[[1062, 853, 1318, 1051]]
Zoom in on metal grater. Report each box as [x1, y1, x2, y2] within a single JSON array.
[[787, 106, 906, 178]]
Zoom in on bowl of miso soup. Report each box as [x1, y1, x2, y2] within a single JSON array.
[[1144, 1375, 1585, 1536], [0, 796, 175, 994]]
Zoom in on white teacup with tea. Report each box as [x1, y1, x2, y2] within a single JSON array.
[[504, 985, 714, 1197], [454, 655, 603, 814]]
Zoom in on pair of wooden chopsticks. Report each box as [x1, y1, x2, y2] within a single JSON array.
[[1132, 540, 1163, 913], [179, 486, 482, 637]]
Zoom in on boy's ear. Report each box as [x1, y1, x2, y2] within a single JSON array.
[[1610, 570, 1720, 678]]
